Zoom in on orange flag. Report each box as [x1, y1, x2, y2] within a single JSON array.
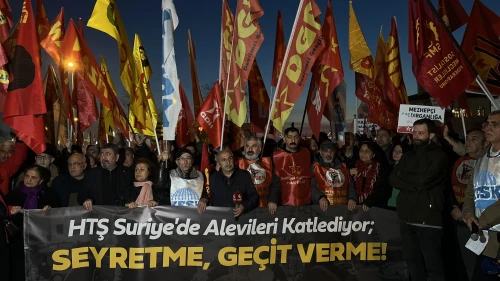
[[40, 8, 64, 65], [0, 0, 12, 43], [197, 82, 222, 149], [409, 0, 475, 108], [271, 10, 285, 87], [438, 0, 469, 32], [385, 17, 409, 110], [3, 0, 46, 154], [226, 0, 264, 127], [374, 30, 386, 97], [35, 0, 49, 42], [461, 1, 500, 95], [271, 0, 325, 133], [307, 0, 344, 139], [219, 0, 234, 102], [188, 30, 203, 116]]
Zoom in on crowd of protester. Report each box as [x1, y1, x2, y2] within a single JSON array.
[[1, 113, 500, 280]]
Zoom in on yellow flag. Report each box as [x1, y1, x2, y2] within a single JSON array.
[[348, 2, 374, 78], [88, 0, 152, 135], [133, 34, 157, 135], [100, 56, 117, 136]]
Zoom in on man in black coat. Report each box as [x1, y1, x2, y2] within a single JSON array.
[[389, 118, 448, 281], [198, 149, 259, 217], [53, 153, 87, 207], [80, 143, 134, 211]]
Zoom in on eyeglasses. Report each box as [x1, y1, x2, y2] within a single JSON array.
[[68, 162, 85, 167], [482, 121, 500, 130]]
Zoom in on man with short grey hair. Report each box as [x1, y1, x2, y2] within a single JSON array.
[[0, 139, 14, 163], [235, 135, 281, 214]]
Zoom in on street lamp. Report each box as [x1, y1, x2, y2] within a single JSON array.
[[67, 61, 74, 68]]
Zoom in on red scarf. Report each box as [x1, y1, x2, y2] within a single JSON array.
[[355, 160, 380, 203]]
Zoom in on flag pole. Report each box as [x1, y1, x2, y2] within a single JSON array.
[[424, 0, 499, 110], [354, 98, 358, 133], [460, 109, 467, 139], [262, 0, 305, 155]]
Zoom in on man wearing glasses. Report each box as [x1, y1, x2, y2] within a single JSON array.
[[16, 146, 59, 186], [52, 153, 87, 207], [168, 148, 204, 206], [463, 111, 500, 280]]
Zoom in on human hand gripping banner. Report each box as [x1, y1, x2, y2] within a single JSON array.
[[24, 206, 407, 281]]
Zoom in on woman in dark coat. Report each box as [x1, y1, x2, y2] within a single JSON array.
[[125, 158, 169, 207], [5, 165, 59, 281], [349, 141, 391, 210]]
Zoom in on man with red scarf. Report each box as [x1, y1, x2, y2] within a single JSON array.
[[235, 135, 281, 214], [273, 127, 313, 206], [311, 139, 357, 211]]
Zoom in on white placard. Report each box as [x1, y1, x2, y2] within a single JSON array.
[[357, 119, 380, 134], [397, 104, 445, 133]]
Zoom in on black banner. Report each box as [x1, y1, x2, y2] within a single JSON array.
[[24, 206, 408, 281]]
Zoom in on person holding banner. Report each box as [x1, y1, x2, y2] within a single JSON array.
[[273, 127, 313, 206], [235, 135, 280, 213], [125, 158, 168, 208], [311, 139, 357, 211], [80, 143, 134, 211], [350, 141, 390, 211], [0, 192, 21, 281], [198, 149, 259, 216], [167, 149, 205, 207], [389, 118, 448, 281], [5, 165, 59, 281]]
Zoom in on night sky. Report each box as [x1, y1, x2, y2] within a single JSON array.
[[6, 0, 500, 135]]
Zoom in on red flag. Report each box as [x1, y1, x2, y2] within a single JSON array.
[[176, 82, 194, 148], [43, 65, 59, 145], [408, 0, 475, 108], [226, 0, 264, 127], [2, 0, 46, 154], [41, 8, 64, 65], [271, 10, 285, 87], [385, 17, 409, 110], [35, 0, 49, 42], [272, 0, 325, 133], [307, 0, 344, 139], [438, 0, 469, 32], [196, 81, 222, 149], [462, 1, 500, 95], [248, 60, 270, 134], [188, 30, 203, 116], [74, 71, 98, 132], [0, 0, 12, 43]]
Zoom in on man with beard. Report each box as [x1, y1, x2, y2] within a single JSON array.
[[273, 127, 313, 206], [198, 149, 259, 217], [389, 118, 448, 281], [311, 140, 357, 211], [235, 135, 281, 214], [80, 143, 134, 211]]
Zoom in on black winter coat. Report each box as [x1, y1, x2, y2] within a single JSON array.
[[389, 142, 448, 226]]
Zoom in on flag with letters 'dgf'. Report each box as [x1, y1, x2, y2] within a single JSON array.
[[408, 0, 475, 108], [196, 82, 222, 149]]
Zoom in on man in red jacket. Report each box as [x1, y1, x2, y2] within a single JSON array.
[[0, 139, 27, 196]]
